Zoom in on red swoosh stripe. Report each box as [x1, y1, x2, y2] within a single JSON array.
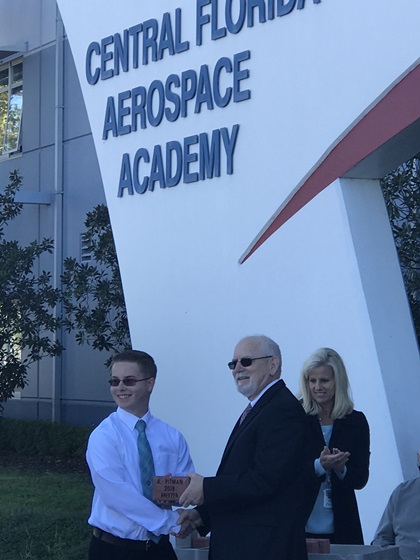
[[239, 59, 420, 264]]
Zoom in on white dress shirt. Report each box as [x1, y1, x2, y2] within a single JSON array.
[[86, 407, 194, 540]]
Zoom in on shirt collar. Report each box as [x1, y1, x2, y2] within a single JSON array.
[[250, 378, 280, 406], [116, 407, 152, 430]]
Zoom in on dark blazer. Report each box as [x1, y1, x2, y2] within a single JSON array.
[[197, 379, 308, 560], [303, 410, 370, 544]]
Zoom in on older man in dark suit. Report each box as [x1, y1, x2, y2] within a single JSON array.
[[177, 335, 308, 560]]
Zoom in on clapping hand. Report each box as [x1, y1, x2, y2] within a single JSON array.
[[320, 445, 350, 473]]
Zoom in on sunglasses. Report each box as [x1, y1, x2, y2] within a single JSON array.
[[227, 356, 273, 370], [108, 377, 153, 387]]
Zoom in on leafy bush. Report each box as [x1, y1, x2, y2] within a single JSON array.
[[0, 418, 92, 458], [0, 171, 62, 409], [381, 155, 420, 344], [61, 204, 131, 364]]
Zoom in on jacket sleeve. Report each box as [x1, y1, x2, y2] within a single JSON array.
[[332, 411, 370, 490]]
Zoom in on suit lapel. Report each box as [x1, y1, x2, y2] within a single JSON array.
[[218, 380, 285, 469]]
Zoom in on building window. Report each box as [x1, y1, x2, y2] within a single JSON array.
[[0, 59, 23, 158], [80, 234, 93, 263]]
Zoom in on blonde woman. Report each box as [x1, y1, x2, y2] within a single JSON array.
[[300, 348, 370, 544]]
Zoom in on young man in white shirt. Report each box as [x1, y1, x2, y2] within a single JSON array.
[[87, 349, 195, 560]]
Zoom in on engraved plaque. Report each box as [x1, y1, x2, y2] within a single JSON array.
[[152, 476, 190, 505]]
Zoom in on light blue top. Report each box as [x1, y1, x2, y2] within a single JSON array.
[[306, 424, 334, 534]]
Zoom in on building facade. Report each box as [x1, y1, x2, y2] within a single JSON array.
[[0, 0, 115, 425]]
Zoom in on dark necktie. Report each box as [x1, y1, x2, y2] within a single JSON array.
[[135, 420, 159, 543], [240, 403, 252, 424]]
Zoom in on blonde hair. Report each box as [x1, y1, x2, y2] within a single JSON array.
[[299, 347, 353, 420]]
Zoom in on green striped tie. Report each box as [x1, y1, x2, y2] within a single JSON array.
[[135, 420, 155, 500], [135, 420, 159, 543]]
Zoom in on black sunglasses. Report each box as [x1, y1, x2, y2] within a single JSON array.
[[108, 377, 153, 387], [227, 356, 273, 370]]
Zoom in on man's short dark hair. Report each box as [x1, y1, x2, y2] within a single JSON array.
[[111, 350, 157, 379]]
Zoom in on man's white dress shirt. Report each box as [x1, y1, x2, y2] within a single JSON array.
[[87, 407, 194, 540]]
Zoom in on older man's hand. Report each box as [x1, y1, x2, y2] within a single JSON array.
[[174, 508, 203, 538], [178, 472, 204, 507]]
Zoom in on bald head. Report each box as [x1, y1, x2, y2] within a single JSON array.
[[231, 335, 282, 400], [238, 336, 282, 375]]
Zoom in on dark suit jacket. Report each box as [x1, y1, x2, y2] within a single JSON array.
[[303, 410, 370, 544], [197, 379, 308, 560]]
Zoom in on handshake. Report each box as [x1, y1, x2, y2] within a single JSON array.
[[153, 472, 205, 538]]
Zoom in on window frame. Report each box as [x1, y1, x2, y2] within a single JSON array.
[[0, 57, 23, 159]]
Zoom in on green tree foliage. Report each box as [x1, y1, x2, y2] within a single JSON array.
[[0, 171, 62, 407], [61, 204, 131, 363], [381, 155, 420, 344]]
